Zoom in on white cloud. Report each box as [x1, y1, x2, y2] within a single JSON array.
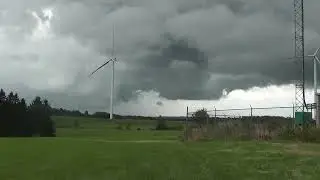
[[116, 84, 314, 117], [0, 8, 100, 92]]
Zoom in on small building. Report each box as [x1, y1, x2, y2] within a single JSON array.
[[295, 111, 312, 125]]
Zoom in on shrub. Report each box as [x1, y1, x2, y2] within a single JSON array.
[[115, 123, 132, 131], [278, 126, 296, 140], [125, 123, 132, 130], [183, 116, 320, 143], [169, 124, 184, 131], [155, 118, 169, 130], [275, 125, 320, 142], [73, 119, 80, 129], [116, 123, 123, 130], [306, 128, 320, 142]]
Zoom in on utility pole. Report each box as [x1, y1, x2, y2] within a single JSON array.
[[185, 106, 189, 141]]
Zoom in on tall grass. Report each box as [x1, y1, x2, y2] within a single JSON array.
[[185, 117, 320, 142]]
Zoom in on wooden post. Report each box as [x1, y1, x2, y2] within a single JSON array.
[[185, 106, 189, 141]]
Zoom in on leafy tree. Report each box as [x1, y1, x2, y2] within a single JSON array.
[[192, 108, 209, 126]]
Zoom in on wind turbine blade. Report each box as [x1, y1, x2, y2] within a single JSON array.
[[292, 55, 310, 59], [316, 48, 320, 55], [315, 56, 320, 64], [112, 24, 115, 57], [88, 59, 112, 77]]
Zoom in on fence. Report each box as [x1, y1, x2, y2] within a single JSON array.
[[183, 105, 310, 141], [187, 105, 299, 119]]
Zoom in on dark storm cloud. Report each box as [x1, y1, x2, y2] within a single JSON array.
[[115, 33, 211, 100], [1, 0, 320, 112], [156, 101, 163, 106]]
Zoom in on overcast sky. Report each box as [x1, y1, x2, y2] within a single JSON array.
[[0, 0, 319, 116]]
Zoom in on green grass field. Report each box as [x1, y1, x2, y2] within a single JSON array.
[[1, 116, 320, 180]]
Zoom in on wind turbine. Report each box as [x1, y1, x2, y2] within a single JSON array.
[[89, 25, 117, 120], [308, 48, 320, 125], [308, 48, 320, 99]]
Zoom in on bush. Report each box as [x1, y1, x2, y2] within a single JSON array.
[[278, 126, 296, 140], [278, 126, 320, 143], [308, 128, 320, 141], [169, 124, 184, 131], [116, 123, 123, 130], [74, 119, 80, 129], [155, 118, 169, 130], [115, 123, 132, 130], [183, 115, 320, 143], [125, 123, 132, 130]]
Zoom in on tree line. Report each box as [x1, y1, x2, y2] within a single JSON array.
[[51, 108, 187, 121], [51, 108, 167, 120], [0, 89, 55, 137]]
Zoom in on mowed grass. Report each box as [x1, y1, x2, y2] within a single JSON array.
[[53, 116, 182, 140], [1, 116, 320, 179]]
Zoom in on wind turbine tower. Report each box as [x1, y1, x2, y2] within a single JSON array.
[[308, 48, 320, 126], [89, 25, 117, 120], [110, 25, 115, 120], [308, 49, 320, 101]]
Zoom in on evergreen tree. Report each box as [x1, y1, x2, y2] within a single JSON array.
[[0, 90, 56, 137], [42, 99, 55, 136], [7, 92, 15, 104], [29, 96, 44, 136], [17, 98, 32, 136], [13, 93, 19, 104], [0, 89, 5, 104], [0, 89, 6, 136]]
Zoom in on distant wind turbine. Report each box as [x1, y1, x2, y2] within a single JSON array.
[[89, 25, 117, 120], [308, 48, 320, 96], [308, 48, 320, 126]]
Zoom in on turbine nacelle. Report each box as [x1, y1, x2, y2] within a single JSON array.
[[308, 48, 320, 63]]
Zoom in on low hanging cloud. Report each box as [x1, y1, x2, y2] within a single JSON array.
[[0, 0, 320, 113]]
